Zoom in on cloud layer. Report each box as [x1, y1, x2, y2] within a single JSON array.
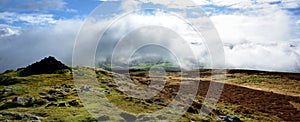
[[0, 0, 299, 73], [0, 20, 81, 72]]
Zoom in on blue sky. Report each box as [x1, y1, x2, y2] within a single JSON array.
[[0, 0, 299, 31], [0, 0, 101, 27], [0, 0, 299, 72]]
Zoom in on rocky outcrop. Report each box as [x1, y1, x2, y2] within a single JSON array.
[[19, 56, 70, 76]]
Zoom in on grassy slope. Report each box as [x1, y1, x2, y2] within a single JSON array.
[[0, 70, 94, 121], [0, 68, 299, 121]]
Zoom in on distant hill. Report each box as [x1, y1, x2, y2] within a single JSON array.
[[19, 56, 70, 76]]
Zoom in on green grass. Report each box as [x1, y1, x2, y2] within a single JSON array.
[[243, 76, 264, 83], [0, 68, 295, 121], [0, 70, 94, 121]]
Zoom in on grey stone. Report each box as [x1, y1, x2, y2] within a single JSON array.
[[218, 115, 242, 122], [30, 115, 40, 120], [62, 84, 73, 88], [120, 112, 136, 122], [38, 92, 48, 96], [57, 102, 67, 107], [138, 115, 154, 121], [15, 113, 25, 120], [68, 100, 80, 106], [27, 120, 41, 122], [80, 86, 91, 91], [43, 95, 57, 102], [23, 113, 32, 118], [64, 88, 71, 92], [0, 120, 10, 122], [1, 112, 14, 116], [27, 98, 35, 106], [157, 115, 167, 120], [12, 97, 26, 105], [53, 86, 61, 89], [2, 88, 13, 94], [22, 113, 40, 120], [97, 115, 110, 121], [46, 102, 57, 108]]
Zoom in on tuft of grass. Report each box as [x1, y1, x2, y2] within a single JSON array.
[[243, 76, 264, 83]]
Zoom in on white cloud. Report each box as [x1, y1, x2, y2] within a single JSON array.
[[191, 0, 212, 6], [211, 9, 290, 43], [296, 20, 300, 25], [210, 7, 300, 72], [0, 0, 299, 73], [0, 24, 20, 37], [225, 42, 300, 72], [0, 19, 83, 72], [281, 0, 300, 8], [98, 0, 120, 1], [66, 8, 78, 13], [197, 0, 299, 10], [13, 0, 66, 11], [211, 0, 252, 7], [0, 12, 57, 25]]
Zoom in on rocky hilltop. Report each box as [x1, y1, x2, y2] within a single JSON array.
[[19, 56, 70, 76]]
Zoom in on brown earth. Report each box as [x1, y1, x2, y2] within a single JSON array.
[[123, 69, 300, 121], [197, 81, 300, 121]]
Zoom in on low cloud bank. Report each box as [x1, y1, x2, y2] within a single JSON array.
[[0, 12, 299, 73]]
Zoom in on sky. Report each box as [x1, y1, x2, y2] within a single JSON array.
[[0, 0, 299, 72]]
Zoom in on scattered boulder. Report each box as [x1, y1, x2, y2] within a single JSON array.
[[1, 112, 14, 116], [63, 88, 71, 93], [57, 102, 67, 107], [1, 88, 13, 94], [137, 115, 155, 121], [80, 86, 91, 91], [157, 115, 167, 120], [68, 100, 80, 107], [62, 84, 73, 89], [15, 113, 25, 120], [30, 115, 40, 120], [12, 97, 27, 106], [11, 97, 46, 107], [120, 112, 136, 122], [219, 115, 242, 122], [48, 89, 59, 95], [97, 115, 110, 121], [46, 102, 57, 108], [42, 95, 58, 102], [187, 106, 198, 114], [145, 99, 154, 104], [0, 112, 40, 121], [38, 92, 48, 96], [100, 89, 110, 94]]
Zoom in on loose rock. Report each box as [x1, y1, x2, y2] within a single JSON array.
[[157, 115, 167, 120], [68, 100, 80, 106], [46, 102, 57, 108], [97, 115, 110, 121], [120, 112, 136, 122], [57, 102, 67, 107], [12, 97, 27, 106], [219, 115, 242, 122]]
